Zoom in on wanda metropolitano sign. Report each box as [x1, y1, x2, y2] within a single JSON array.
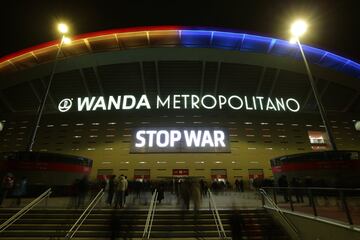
[[57, 94, 301, 153], [58, 94, 300, 112]]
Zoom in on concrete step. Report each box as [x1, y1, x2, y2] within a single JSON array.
[[0, 218, 274, 226], [0, 208, 289, 239], [4, 223, 281, 232], [0, 212, 270, 218], [0, 229, 289, 238]]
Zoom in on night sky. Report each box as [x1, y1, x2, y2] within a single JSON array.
[[1, 0, 359, 62]]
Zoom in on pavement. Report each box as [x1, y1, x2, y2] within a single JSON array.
[[0, 191, 262, 210]]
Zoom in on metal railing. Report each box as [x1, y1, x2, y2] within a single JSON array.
[[208, 189, 227, 239], [0, 188, 52, 233], [65, 188, 104, 239], [261, 187, 360, 226], [142, 189, 158, 239], [259, 188, 300, 240]]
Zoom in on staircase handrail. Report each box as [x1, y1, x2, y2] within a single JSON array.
[[207, 189, 227, 239], [142, 188, 158, 239], [65, 188, 104, 239], [259, 188, 300, 240], [0, 188, 52, 233], [147, 190, 158, 239]]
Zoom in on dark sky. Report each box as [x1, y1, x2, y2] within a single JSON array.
[[1, 0, 359, 62]]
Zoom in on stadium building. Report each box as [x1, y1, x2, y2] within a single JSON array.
[[0, 26, 359, 185]]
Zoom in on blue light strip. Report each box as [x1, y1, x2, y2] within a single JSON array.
[[180, 29, 360, 79]]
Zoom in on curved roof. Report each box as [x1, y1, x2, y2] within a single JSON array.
[[1, 26, 359, 79]]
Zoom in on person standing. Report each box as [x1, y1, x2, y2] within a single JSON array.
[[235, 179, 240, 192], [278, 175, 289, 202], [115, 175, 128, 209], [230, 209, 245, 240], [157, 182, 165, 204], [77, 175, 89, 208], [107, 175, 116, 207], [124, 176, 129, 205], [12, 177, 28, 207], [0, 173, 15, 207], [291, 177, 304, 203], [239, 178, 244, 192], [191, 180, 201, 214]]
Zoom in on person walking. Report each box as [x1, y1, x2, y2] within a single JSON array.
[[230, 209, 245, 240]]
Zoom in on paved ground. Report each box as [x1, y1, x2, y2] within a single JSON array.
[[0, 191, 263, 210], [2, 191, 359, 226]]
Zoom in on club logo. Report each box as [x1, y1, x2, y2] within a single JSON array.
[[58, 98, 73, 112]]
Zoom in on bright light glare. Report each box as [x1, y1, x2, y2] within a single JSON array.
[[57, 23, 69, 34], [289, 37, 297, 44], [290, 20, 307, 37], [63, 36, 71, 44]]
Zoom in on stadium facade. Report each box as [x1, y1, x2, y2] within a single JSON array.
[[0, 26, 359, 185]]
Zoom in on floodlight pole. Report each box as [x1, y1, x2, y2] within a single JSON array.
[[296, 38, 337, 150], [27, 36, 65, 151]]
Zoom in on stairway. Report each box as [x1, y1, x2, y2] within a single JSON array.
[[0, 208, 290, 239]]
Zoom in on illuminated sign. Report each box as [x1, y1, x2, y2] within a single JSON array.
[[58, 94, 300, 112], [130, 127, 230, 153]]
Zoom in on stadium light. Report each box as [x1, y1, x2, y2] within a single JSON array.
[[290, 19, 307, 37], [57, 23, 69, 34], [62, 36, 71, 45], [289, 19, 337, 150], [28, 22, 72, 151], [355, 121, 360, 131]]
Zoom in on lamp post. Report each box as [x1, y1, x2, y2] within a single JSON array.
[[290, 20, 337, 150], [27, 23, 71, 151]]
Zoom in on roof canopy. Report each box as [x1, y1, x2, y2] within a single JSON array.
[[1, 26, 359, 79]]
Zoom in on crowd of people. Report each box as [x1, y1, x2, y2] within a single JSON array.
[[1, 172, 311, 209]]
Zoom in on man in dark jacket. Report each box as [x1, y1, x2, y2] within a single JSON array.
[[0, 173, 15, 206]]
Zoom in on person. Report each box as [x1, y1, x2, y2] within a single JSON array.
[[211, 180, 219, 194], [107, 175, 116, 207], [115, 175, 128, 209], [134, 180, 141, 199], [110, 211, 120, 240], [199, 179, 207, 196], [278, 175, 289, 202], [180, 180, 191, 210], [304, 176, 313, 206], [12, 177, 28, 207], [77, 175, 89, 208], [230, 209, 245, 240], [124, 176, 129, 205], [102, 175, 109, 206], [157, 182, 165, 204], [249, 178, 254, 191], [0, 173, 15, 207], [191, 180, 201, 214], [291, 177, 304, 203], [239, 178, 244, 192], [235, 179, 240, 192]]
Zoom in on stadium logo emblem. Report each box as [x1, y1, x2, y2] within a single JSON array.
[[58, 98, 73, 112]]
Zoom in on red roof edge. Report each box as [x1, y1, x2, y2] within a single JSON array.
[[0, 26, 183, 64]]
